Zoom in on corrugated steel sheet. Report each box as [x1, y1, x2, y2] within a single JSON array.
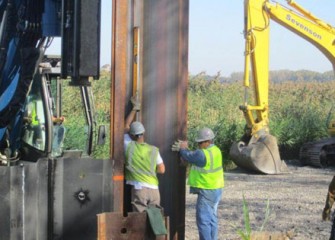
[[110, 0, 189, 239]]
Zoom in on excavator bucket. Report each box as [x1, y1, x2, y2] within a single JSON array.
[[229, 134, 288, 174]]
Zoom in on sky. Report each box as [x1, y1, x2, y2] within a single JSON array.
[[189, 0, 335, 76], [47, 0, 335, 77]]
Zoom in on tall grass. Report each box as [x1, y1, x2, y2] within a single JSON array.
[[188, 75, 335, 165], [73, 71, 335, 162]]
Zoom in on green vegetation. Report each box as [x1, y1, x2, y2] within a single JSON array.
[[188, 71, 335, 166], [64, 70, 335, 165], [91, 71, 111, 159], [234, 194, 271, 240], [60, 70, 111, 159]]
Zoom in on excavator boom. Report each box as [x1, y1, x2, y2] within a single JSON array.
[[229, 0, 287, 174], [230, 0, 335, 173]]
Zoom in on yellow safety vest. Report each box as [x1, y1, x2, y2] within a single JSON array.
[[125, 141, 159, 186], [188, 145, 224, 189], [31, 101, 39, 126]]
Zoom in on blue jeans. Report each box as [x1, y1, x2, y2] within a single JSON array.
[[193, 188, 223, 240]]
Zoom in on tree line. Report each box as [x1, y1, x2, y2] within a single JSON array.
[[84, 70, 335, 168], [191, 70, 334, 83]]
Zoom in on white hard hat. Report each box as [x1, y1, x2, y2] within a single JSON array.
[[129, 121, 145, 135], [195, 127, 215, 142]]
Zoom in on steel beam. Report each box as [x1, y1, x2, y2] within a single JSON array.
[[109, 0, 189, 239]]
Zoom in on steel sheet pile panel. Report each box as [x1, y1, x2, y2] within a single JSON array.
[[141, 1, 189, 239], [110, 0, 131, 213], [0, 161, 48, 240], [97, 212, 169, 240], [110, 0, 188, 239], [52, 157, 112, 240]]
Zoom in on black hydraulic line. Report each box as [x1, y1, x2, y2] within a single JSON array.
[[80, 86, 94, 155]]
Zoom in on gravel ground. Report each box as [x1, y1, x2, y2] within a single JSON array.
[[184, 160, 335, 240]]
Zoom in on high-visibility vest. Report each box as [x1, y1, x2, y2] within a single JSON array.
[[31, 101, 39, 126], [188, 145, 224, 189], [125, 141, 159, 186]]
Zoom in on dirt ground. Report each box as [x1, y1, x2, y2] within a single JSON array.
[[184, 160, 335, 240]]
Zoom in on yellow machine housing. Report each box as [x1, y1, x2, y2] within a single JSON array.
[[230, 0, 335, 173]]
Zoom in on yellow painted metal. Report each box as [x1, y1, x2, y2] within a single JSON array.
[[265, 0, 335, 138], [328, 120, 335, 137], [232, 0, 335, 173], [265, 1, 335, 65], [287, 0, 335, 33], [132, 27, 141, 121], [132, 27, 140, 97], [242, 0, 270, 136]]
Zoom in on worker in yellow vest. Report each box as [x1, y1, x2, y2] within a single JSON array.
[[172, 127, 224, 240], [124, 95, 165, 212], [29, 97, 43, 148]]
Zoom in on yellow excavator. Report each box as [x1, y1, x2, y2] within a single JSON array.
[[229, 0, 335, 174]]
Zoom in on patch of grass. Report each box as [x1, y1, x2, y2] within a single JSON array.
[[233, 194, 271, 240]]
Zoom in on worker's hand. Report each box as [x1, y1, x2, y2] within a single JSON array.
[[131, 94, 141, 112], [180, 141, 188, 149], [171, 140, 188, 152], [171, 140, 182, 152], [322, 208, 331, 221], [59, 116, 65, 122], [23, 117, 32, 124], [52, 116, 65, 124]]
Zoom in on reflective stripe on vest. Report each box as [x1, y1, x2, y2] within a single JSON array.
[[191, 148, 223, 173], [125, 141, 159, 186], [188, 145, 224, 189]]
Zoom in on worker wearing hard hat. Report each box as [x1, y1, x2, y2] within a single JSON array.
[[172, 128, 224, 240], [124, 95, 165, 212]]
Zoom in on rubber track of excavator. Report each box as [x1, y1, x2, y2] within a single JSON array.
[[299, 137, 335, 167]]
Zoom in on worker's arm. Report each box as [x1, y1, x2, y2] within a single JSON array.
[[156, 163, 165, 174], [124, 109, 137, 133], [171, 140, 206, 167], [156, 152, 165, 174], [323, 176, 335, 220], [124, 95, 141, 133], [179, 149, 206, 167]]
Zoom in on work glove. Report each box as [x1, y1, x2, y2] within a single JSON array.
[[171, 140, 182, 152], [131, 94, 141, 111], [172, 140, 188, 152]]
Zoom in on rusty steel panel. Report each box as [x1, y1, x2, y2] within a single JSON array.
[[141, 1, 189, 239], [111, 0, 132, 213], [110, 0, 188, 239], [97, 212, 169, 240]]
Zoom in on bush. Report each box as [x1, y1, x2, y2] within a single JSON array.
[[188, 75, 335, 167]]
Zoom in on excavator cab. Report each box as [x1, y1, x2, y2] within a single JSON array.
[[18, 56, 100, 164]]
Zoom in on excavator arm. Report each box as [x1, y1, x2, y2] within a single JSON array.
[[230, 0, 335, 174]]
